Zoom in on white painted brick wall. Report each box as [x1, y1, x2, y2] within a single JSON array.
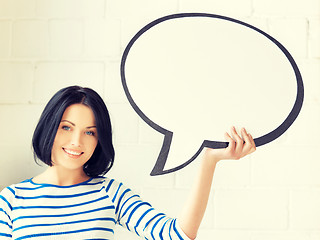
[[33, 62, 105, 103], [290, 189, 320, 229], [84, 19, 121, 57], [268, 18, 308, 58], [213, 189, 288, 229], [50, 20, 84, 57], [311, 233, 320, 240], [176, 155, 252, 188], [0, 0, 319, 239], [253, 0, 320, 17], [37, 0, 106, 18], [197, 230, 251, 240], [108, 103, 140, 144], [0, 105, 44, 146], [285, 103, 320, 146], [252, 145, 320, 186], [296, 60, 320, 103], [0, 62, 33, 103], [0, 21, 11, 57], [252, 232, 311, 240], [0, 0, 36, 19], [106, 0, 179, 19], [309, 18, 320, 58], [0, 145, 42, 189], [12, 20, 48, 57], [179, 0, 253, 17], [104, 61, 128, 103]]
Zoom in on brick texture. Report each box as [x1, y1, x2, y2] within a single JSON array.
[[12, 20, 48, 57], [0, 21, 11, 57]]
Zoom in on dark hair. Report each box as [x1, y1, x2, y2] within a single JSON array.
[[32, 86, 114, 177]]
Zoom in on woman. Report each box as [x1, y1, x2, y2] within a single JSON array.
[[0, 86, 256, 239]]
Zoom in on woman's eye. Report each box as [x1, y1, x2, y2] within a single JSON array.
[[85, 131, 95, 136], [62, 126, 71, 131]]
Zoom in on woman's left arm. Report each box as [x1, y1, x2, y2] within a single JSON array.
[[178, 127, 256, 239]]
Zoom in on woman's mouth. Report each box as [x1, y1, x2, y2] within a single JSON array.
[[62, 148, 84, 157]]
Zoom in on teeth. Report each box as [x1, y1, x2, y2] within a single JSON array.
[[64, 148, 82, 156]]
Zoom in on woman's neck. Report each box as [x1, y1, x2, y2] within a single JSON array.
[[33, 166, 90, 186]]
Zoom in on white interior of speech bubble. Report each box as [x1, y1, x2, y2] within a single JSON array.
[[125, 17, 297, 170]]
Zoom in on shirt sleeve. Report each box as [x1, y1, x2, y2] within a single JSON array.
[[105, 179, 192, 240], [0, 187, 13, 239]]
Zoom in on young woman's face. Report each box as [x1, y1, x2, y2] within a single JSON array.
[[51, 104, 98, 172]]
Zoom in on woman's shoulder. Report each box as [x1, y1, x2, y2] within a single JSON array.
[[0, 185, 15, 200], [96, 176, 123, 191], [1, 179, 31, 196], [96, 176, 134, 196], [0, 179, 32, 209]]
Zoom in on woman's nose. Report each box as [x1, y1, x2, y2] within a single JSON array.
[[70, 131, 82, 147]]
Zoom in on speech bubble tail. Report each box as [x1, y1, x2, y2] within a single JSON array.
[[150, 131, 204, 176]]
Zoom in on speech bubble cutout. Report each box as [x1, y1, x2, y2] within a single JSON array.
[[120, 13, 304, 176]]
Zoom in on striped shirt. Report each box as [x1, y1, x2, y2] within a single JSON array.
[[0, 177, 190, 240]]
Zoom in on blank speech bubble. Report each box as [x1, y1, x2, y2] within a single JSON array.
[[120, 13, 304, 176]]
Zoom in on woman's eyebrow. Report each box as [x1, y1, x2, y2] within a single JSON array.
[[61, 120, 75, 126], [61, 120, 96, 129]]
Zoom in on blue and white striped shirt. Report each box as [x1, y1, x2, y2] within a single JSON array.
[[0, 177, 190, 240]]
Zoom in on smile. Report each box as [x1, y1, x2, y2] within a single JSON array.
[[63, 148, 83, 157]]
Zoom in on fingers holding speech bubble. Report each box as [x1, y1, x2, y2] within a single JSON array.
[[120, 13, 304, 176]]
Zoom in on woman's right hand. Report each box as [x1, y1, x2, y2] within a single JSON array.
[[203, 126, 256, 165]]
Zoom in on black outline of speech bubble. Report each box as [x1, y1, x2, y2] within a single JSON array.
[[120, 13, 304, 176]]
